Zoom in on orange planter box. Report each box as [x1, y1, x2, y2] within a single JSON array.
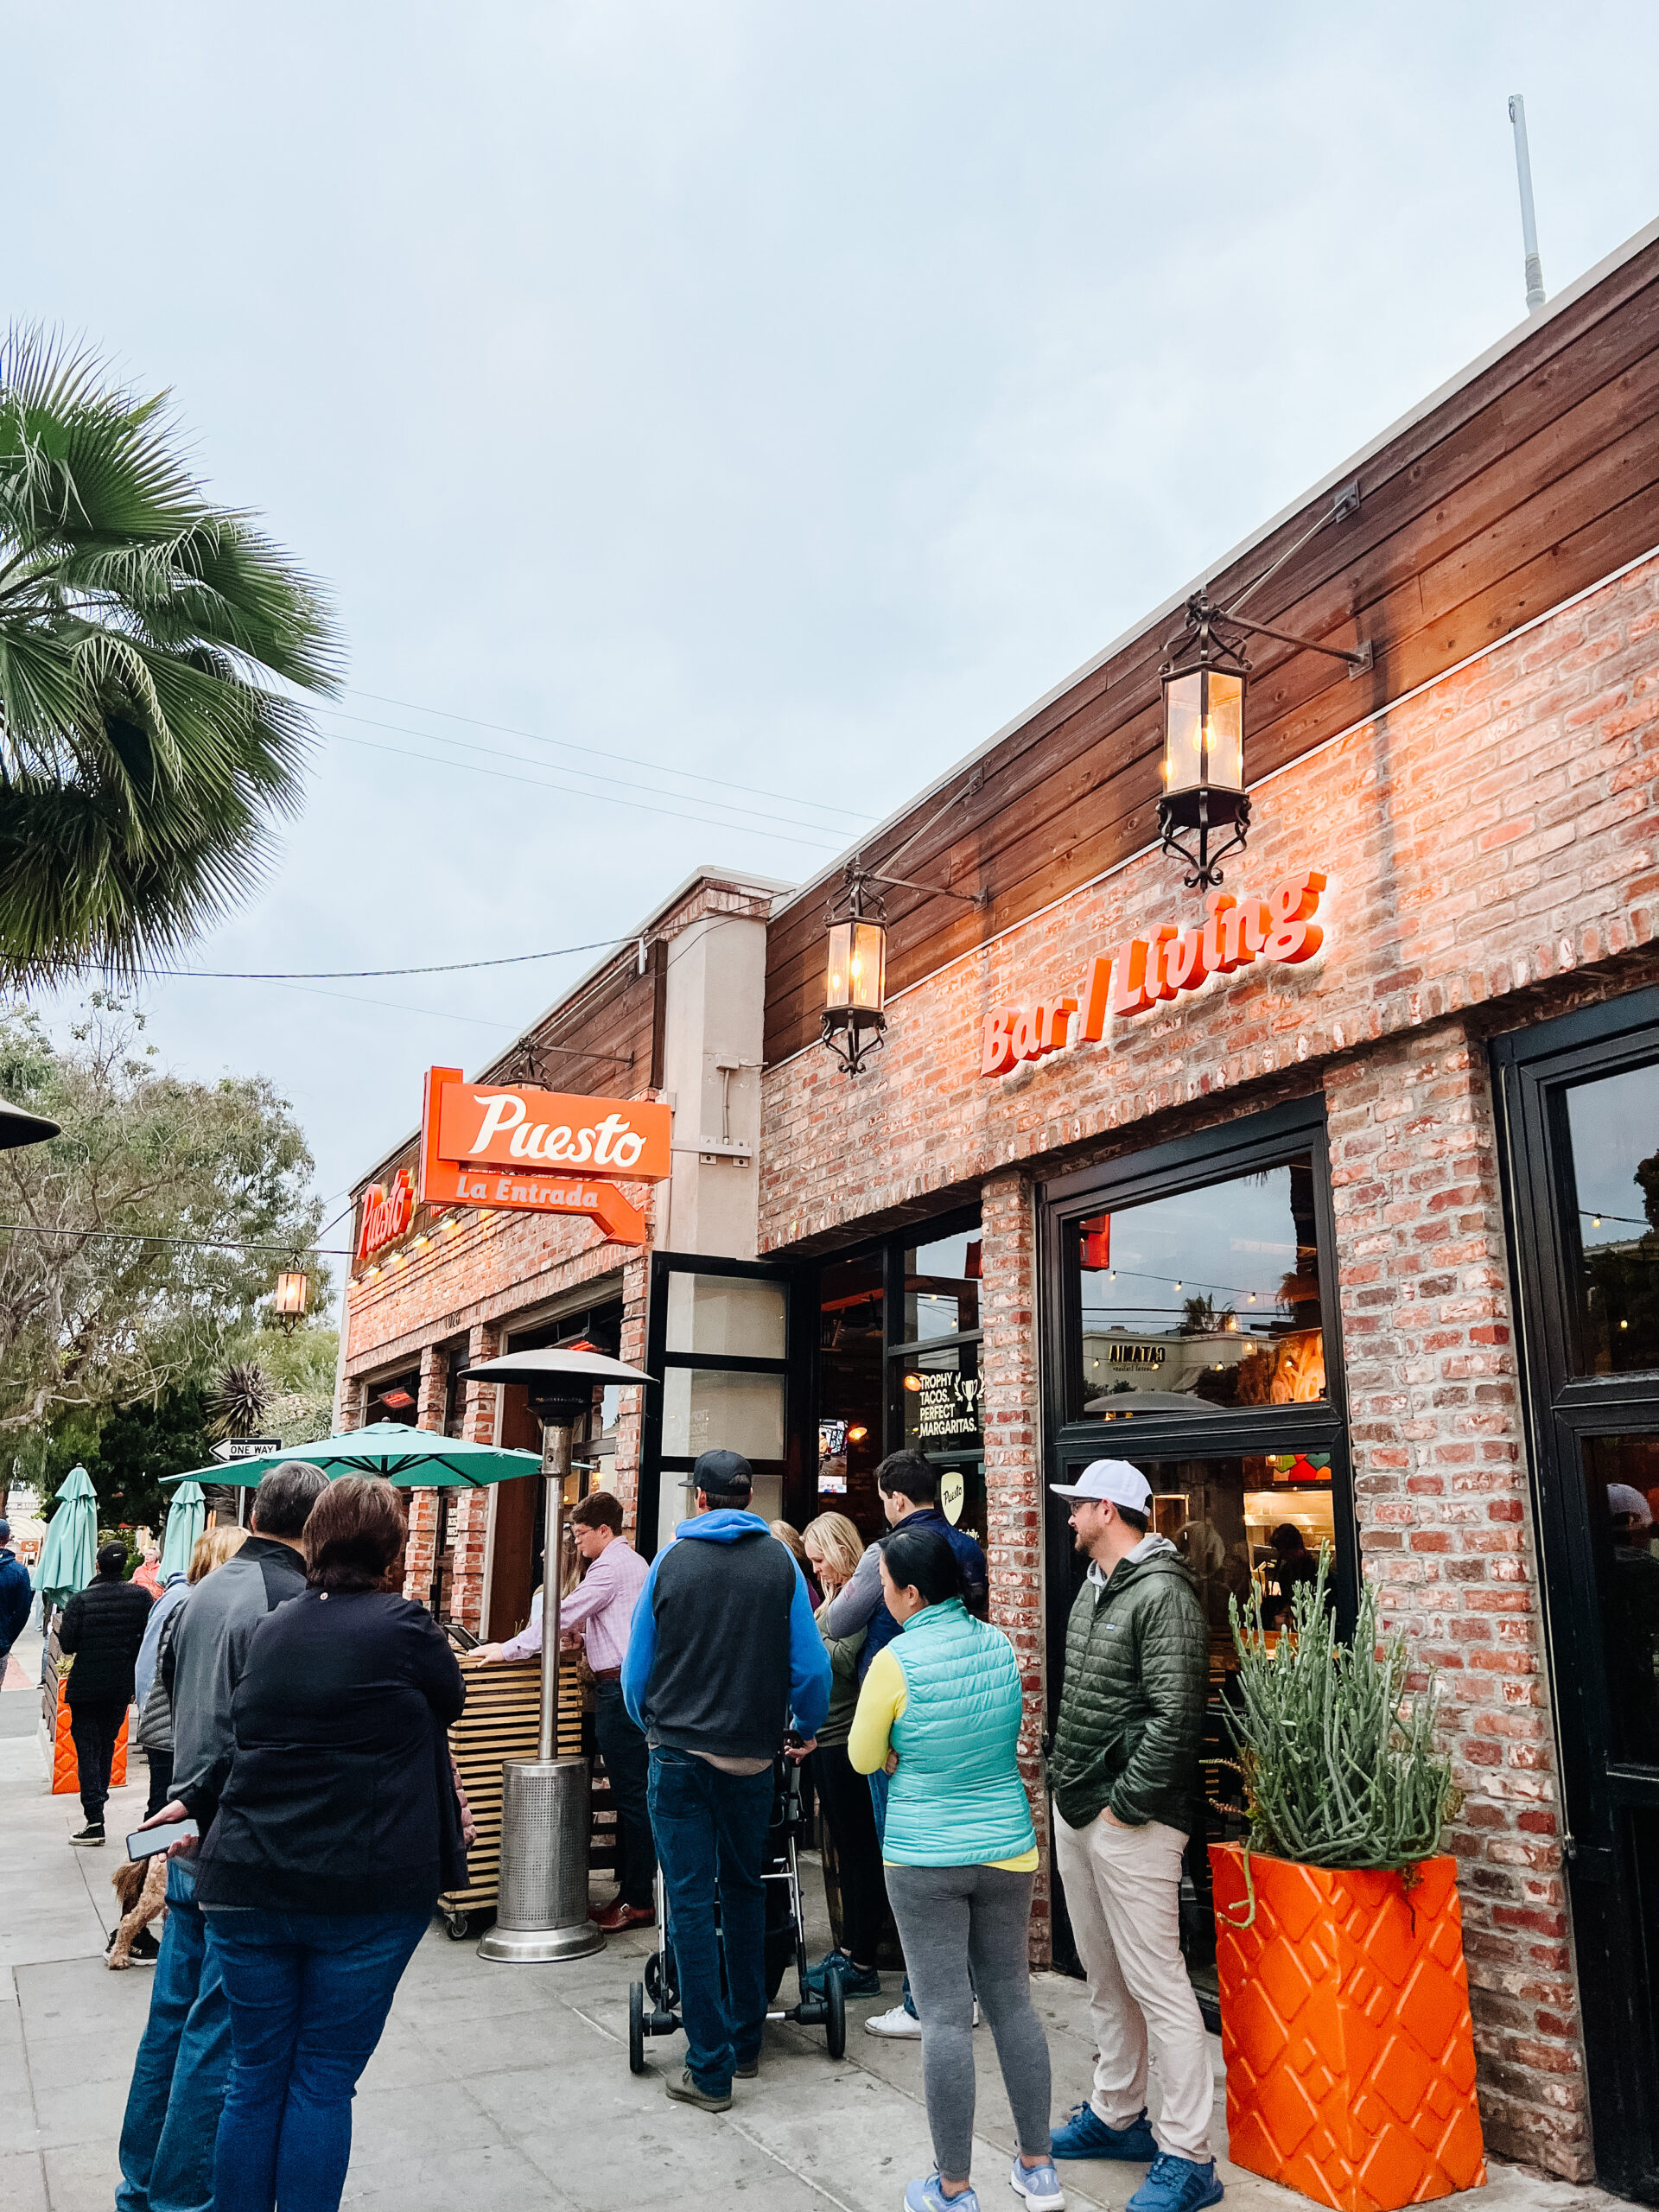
[[1209, 1843, 1485, 2212], [50, 1690, 129, 1796]]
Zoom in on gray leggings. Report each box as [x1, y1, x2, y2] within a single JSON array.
[[885, 1862, 1052, 2178]]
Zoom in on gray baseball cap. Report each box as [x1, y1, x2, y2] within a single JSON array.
[[1049, 1459, 1153, 1513]]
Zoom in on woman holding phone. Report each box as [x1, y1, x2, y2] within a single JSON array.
[[849, 1524, 1061, 2212]]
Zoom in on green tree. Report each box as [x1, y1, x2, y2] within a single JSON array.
[[0, 329, 342, 985], [0, 999, 327, 1443]]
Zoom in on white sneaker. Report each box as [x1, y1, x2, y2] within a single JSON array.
[[865, 2002, 924, 2039]]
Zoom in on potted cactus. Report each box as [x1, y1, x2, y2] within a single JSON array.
[[1210, 1557, 1485, 2212]]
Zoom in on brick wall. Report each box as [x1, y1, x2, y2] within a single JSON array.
[[980, 1169, 1052, 1961], [1325, 1023, 1586, 2178], [757, 550, 1659, 2177]]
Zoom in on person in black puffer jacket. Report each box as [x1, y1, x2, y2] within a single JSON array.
[[195, 1477, 465, 2212], [59, 1539, 154, 1845]]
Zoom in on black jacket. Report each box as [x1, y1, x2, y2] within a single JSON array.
[[59, 1573, 154, 1707], [196, 1589, 467, 1915]]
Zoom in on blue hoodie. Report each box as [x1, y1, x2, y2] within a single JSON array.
[[623, 1510, 830, 1758]]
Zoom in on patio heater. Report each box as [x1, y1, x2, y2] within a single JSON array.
[[453, 1344, 655, 1963]]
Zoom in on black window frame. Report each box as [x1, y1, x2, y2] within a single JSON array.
[[1493, 984, 1659, 2202]]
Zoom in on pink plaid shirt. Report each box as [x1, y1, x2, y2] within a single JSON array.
[[497, 1535, 649, 1673]]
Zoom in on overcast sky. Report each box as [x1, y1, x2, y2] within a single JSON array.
[[10, 1, 1659, 1279]]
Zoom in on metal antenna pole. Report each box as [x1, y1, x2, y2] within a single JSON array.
[[1508, 95, 1547, 315]]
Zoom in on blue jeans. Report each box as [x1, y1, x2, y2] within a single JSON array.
[[118, 1857, 234, 2212], [206, 1908, 429, 2212], [647, 1746, 772, 2093]]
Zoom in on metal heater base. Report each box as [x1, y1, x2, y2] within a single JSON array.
[[478, 1754, 603, 1964]]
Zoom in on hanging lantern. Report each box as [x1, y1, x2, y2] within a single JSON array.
[[821, 899, 888, 1077], [272, 1269, 309, 1332], [1158, 606, 1252, 892]]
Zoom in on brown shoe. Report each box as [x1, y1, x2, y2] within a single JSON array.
[[594, 1899, 656, 1933]]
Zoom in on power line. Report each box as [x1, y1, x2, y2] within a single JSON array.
[[343, 687, 876, 826], [324, 726, 844, 850], [0, 1223, 351, 1256], [149, 935, 625, 981]]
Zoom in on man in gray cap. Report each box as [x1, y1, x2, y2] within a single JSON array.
[[1045, 1460, 1220, 2212]]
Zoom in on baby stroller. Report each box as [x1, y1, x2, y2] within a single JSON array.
[[628, 1752, 846, 2070]]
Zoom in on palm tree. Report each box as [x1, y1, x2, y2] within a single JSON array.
[[0, 330, 342, 984]]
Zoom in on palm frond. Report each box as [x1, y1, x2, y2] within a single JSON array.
[[0, 325, 343, 984]]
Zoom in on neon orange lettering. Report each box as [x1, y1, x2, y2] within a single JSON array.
[[1035, 995, 1079, 1052], [1216, 898, 1268, 971], [1264, 869, 1326, 963], [980, 1011, 1016, 1078], [1145, 925, 1179, 1002], [1078, 956, 1111, 1041], [1166, 926, 1209, 995], [1010, 1009, 1041, 1061], [1107, 939, 1151, 1017]]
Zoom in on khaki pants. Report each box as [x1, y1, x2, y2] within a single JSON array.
[[1053, 1807, 1213, 2162]]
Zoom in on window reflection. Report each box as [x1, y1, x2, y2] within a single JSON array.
[[1564, 1065, 1659, 1374], [818, 1251, 885, 1534], [1584, 1437, 1659, 1764], [1071, 1156, 1325, 1416], [904, 1230, 981, 1342]]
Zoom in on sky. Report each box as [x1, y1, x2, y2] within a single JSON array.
[[8, 0, 1659, 1280]]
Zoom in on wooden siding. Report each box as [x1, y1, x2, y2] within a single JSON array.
[[763, 236, 1659, 1065]]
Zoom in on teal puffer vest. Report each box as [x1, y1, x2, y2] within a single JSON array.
[[884, 1599, 1036, 1868]]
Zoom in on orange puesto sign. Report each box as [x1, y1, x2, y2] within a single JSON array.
[[419, 1069, 666, 1246], [981, 869, 1325, 1079], [357, 1166, 416, 1262]]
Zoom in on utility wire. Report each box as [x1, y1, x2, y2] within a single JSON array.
[[149, 936, 625, 981], [0, 1224, 351, 1256], [323, 726, 844, 850], [342, 687, 876, 826]]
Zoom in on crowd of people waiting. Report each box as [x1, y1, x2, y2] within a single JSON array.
[[17, 1437, 1229, 2212]]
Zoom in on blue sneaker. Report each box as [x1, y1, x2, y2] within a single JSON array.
[[906, 2179, 980, 2212], [1127, 2153, 1224, 2212], [803, 1949, 882, 1999], [1009, 2153, 1066, 2205], [1050, 2104, 1158, 2160]]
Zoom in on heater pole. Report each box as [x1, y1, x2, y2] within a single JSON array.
[[537, 1420, 569, 1762]]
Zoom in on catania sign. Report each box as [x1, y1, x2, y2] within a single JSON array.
[[419, 1067, 671, 1248], [980, 868, 1326, 1079]]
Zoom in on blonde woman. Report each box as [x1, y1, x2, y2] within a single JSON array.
[[799, 1511, 887, 2001]]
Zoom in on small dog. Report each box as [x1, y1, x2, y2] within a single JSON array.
[[107, 1851, 168, 1968]]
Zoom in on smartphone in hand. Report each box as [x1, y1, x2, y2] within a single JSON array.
[[126, 1816, 199, 1861]]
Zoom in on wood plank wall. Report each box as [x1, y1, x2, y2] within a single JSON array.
[[763, 238, 1659, 1065]]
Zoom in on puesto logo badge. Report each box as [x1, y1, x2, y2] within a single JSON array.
[[356, 1166, 416, 1262], [981, 868, 1325, 1079]]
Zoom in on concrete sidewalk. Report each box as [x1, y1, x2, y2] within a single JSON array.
[[0, 1650, 1616, 2212]]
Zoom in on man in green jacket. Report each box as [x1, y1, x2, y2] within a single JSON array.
[[1047, 1460, 1222, 2212]]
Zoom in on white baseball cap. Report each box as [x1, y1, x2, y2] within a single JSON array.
[[1049, 1459, 1153, 1512]]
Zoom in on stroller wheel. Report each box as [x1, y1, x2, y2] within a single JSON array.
[[628, 1981, 646, 2075], [645, 1952, 662, 2004], [823, 1968, 846, 2060]]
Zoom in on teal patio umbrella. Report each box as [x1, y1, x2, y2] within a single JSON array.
[[162, 1422, 543, 1491], [159, 1479, 207, 1578], [34, 1465, 99, 1611]]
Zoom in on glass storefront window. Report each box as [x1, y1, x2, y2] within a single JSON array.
[[903, 1229, 982, 1342], [661, 1367, 785, 1465], [1582, 1436, 1659, 1765], [898, 1341, 983, 1457], [664, 1272, 787, 1359], [819, 1252, 885, 1530], [1564, 1065, 1659, 1375], [1071, 1154, 1326, 1416]]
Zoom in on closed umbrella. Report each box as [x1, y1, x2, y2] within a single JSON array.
[[34, 1465, 99, 1611], [161, 1422, 543, 1491], [159, 1479, 207, 1578]]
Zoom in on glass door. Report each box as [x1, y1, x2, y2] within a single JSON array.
[[1496, 992, 1659, 2200], [640, 1251, 804, 1556]]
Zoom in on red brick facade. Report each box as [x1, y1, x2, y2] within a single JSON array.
[[755, 550, 1659, 2179]]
